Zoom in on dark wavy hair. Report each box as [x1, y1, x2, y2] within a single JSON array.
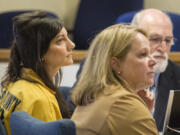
[[1, 11, 70, 118]]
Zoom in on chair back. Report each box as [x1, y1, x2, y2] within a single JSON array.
[[0, 119, 7, 135], [10, 111, 76, 135], [168, 12, 180, 51], [0, 10, 58, 48], [114, 11, 136, 24], [59, 86, 71, 101], [73, 0, 143, 50], [59, 86, 75, 114]]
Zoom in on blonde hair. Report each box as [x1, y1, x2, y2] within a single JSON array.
[[72, 24, 147, 105]]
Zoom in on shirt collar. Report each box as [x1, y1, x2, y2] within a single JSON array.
[[20, 68, 56, 95], [154, 73, 160, 87]]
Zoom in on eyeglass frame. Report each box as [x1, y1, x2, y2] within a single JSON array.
[[149, 36, 177, 47]]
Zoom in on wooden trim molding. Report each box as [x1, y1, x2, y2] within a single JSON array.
[[168, 52, 180, 65], [0, 49, 180, 64], [72, 50, 88, 63], [0, 49, 10, 62], [0, 49, 88, 63]]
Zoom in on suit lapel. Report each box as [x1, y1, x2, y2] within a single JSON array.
[[154, 60, 174, 131]]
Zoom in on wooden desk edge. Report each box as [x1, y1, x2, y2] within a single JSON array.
[[0, 49, 180, 64]]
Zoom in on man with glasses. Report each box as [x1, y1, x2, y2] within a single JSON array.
[[132, 8, 180, 131]]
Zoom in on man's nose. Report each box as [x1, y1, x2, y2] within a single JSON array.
[[156, 41, 167, 52], [149, 55, 156, 67], [67, 38, 75, 49]]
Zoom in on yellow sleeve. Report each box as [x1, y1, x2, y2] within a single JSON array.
[[14, 87, 62, 121]]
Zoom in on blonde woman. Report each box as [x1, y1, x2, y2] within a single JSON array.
[[71, 24, 158, 135]]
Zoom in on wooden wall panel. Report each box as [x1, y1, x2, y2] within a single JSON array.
[[0, 49, 180, 64]]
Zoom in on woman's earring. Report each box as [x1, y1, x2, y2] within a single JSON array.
[[20, 62, 24, 66], [118, 71, 120, 75], [41, 58, 45, 63]]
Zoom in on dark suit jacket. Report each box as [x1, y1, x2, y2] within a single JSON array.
[[154, 60, 180, 131]]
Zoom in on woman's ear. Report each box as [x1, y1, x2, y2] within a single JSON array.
[[110, 57, 121, 72]]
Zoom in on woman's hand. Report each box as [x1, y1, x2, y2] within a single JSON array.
[[137, 89, 155, 113]]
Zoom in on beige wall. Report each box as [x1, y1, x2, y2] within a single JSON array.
[[0, 0, 180, 33], [144, 0, 180, 14], [0, 0, 80, 30]]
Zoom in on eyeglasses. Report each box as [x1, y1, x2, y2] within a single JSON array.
[[149, 36, 177, 46]]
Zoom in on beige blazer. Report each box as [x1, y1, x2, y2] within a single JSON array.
[[71, 88, 159, 135]]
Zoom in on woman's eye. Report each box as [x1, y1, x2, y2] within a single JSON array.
[[139, 52, 147, 57], [56, 38, 64, 44]]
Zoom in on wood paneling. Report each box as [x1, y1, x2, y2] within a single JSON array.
[[0, 49, 180, 64], [0, 49, 88, 63]]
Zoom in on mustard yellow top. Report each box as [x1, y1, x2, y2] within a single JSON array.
[[0, 68, 62, 135]]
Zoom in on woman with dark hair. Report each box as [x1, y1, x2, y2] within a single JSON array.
[[0, 11, 75, 135]]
